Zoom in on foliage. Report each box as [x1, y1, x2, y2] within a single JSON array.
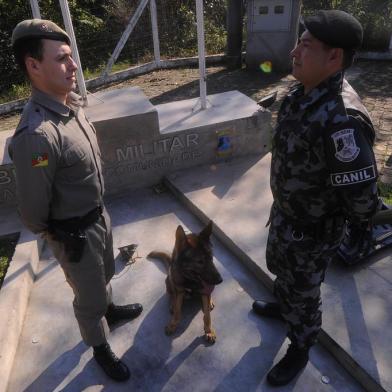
[[0, 83, 30, 105], [157, 0, 226, 58], [379, 181, 392, 205], [1, 0, 390, 101], [302, 0, 392, 50], [0, 233, 19, 290]]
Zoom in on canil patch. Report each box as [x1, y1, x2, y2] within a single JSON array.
[[331, 165, 376, 186]]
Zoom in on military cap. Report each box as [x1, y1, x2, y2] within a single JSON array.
[[11, 19, 70, 47], [304, 10, 363, 50]]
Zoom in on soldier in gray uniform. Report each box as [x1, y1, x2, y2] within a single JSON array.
[[252, 10, 380, 386], [9, 19, 143, 382]]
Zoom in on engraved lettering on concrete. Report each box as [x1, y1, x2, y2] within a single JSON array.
[[187, 133, 199, 146], [116, 133, 200, 163], [0, 188, 16, 202], [170, 136, 185, 153], [105, 149, 202, 178], [0, 170, 12, 185]]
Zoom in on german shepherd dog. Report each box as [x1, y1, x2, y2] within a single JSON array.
[[148, 221, 223, 343]]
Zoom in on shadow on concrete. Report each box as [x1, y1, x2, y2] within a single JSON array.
[[168, 154, 267, 201], [34, 258, 59, 282], [2, 259, 34, 289], [145, 67, 288, 107], [326, 248, 392, 387], [214, 314, 285, 392], [10, 186, 366, 391], [119, 295, 208, 391], [23, 342, 89, 392], [331, 269, 381, 384]]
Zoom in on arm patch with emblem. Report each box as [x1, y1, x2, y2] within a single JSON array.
[[324, 116, 378, 188]]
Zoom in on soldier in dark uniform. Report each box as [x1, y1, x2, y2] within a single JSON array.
[[252, 10, 380, 386], [9, 19, 143, 382]]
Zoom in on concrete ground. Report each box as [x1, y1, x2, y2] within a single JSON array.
[[6, 187, 363, 392], [2, 60, 391, 392], [165, 154, 392, 392]]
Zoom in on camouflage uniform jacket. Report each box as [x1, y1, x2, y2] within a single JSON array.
[[270, 71, 379, 225]]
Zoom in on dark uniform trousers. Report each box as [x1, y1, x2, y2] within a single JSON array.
[[46, 208, 115, 347], [266, 204, 345, 348]]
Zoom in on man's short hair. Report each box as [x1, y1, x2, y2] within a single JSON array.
[[13, 38, 44, 75], [342, 49, 356, 69], [11, 19, 70, 76], [322, 42, 356, 70]]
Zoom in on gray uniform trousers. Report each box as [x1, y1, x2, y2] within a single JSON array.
[[46, 208, 115, 347], [266, 205, 344, 348]]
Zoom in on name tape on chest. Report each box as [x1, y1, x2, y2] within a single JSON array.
[[331, 165, 376, 186], [331, 128, 360, 162]]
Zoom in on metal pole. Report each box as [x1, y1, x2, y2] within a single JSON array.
[[30, 0, 41, 18], [226, 0, 243, 69], [196, 0, 207, 110], [150, 0, 161, 67], [103, 0, 149, 76], [58, 0, 88, 105]]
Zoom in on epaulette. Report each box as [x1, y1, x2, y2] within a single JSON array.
[[14, 101, 47, 137]]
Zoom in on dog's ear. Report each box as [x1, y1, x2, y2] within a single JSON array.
[[175, 225, 188, 251], [199, 220, 213, 242]]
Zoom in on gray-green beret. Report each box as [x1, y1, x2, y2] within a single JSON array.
[[304, 10, 363, 50], [11, 19, 70, 47]]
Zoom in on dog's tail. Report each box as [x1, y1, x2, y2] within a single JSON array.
[[147, 251, 171, 270]]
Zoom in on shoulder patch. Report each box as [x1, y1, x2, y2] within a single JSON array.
[[331, 128, 360, 162], [331, 165, 376, 186], [32, 153, 49, 167]]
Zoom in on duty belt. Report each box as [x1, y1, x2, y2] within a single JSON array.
[[272, 204, 345, 241], [50, 205, 103, 232]]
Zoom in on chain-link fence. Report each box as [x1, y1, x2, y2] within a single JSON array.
[[0, 0, 391, 105]]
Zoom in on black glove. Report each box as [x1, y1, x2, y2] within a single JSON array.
[[345, 220, 373, 259]]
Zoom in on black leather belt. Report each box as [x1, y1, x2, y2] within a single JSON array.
[[273, 203, 344, 241], [50, 205, 103, 232]]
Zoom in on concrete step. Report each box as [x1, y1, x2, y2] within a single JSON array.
[[165, 153, 392, 392], [6, 187, 361, 391], [1, 88, 271, 209]]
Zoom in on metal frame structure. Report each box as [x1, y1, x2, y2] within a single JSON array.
[[29, 0, 208, 109]]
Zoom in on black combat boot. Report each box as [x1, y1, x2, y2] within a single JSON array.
[[105, 303, 143, 326], [267, 343, 309, 386], [93, 343, 130, 381], [252, 300, 283, 320]]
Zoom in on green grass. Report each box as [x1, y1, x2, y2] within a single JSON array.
[[379, 181, 392, 206], [0, 233, 20, 290], [0, 83, 31, 104], [83, 60, 135, 80], [0, 61, 143, 104]]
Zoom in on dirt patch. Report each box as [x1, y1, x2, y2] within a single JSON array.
[[94, 65, 295, 123]]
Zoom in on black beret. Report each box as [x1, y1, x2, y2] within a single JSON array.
[[12, 19, 70, 47], [304, 10, 363, 50]]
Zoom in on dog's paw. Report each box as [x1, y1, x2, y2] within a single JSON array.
[[165, 323, 177, 335], [204, 330, 216, 344]]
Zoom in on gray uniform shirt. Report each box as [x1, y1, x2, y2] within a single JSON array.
[[9, 88, 104, 234]]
